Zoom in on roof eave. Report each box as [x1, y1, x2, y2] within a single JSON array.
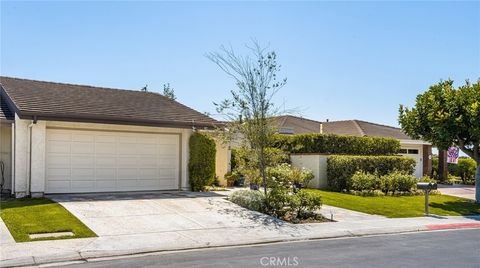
[[17, 111, 220, 130]]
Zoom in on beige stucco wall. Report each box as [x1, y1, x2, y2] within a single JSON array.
[[290, 154, 328, 189], [0, 123, 12, 191], [13, 119, 193, 196], [214, 139, 231, 186]]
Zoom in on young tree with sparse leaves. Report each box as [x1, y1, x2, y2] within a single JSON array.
[[206, 41, 286, 194], [399, 79, 480, 203], [162, 83, 176, 100]]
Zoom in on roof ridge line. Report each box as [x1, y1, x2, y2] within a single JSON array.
[[352, 120, 366, 136], [0, 76, 165, 97], [354, 119, 402, 130]]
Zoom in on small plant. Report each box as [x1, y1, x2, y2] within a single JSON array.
[[229, 190, 265, 211], [289, 190, 322, 220], [224, 171, 240, 187], [350, 172, 378, 192]]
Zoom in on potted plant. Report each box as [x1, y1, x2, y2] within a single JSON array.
[[224, 171, 240, 187]]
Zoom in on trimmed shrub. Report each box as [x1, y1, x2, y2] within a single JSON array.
[[327, 155, 416, 191], [289, 190, 322, 220], [272, 133, 400, 155], [350, 172, 378, 191], [188, 132, 216, 191], [229, 190, 265, 211], [448, 157, 476, 184]]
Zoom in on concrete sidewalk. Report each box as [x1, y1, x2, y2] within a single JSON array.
[[1, 208, 479, 267]]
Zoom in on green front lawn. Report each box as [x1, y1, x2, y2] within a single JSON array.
[[0, 198, 96, 242], [306, 189, 480, 218]]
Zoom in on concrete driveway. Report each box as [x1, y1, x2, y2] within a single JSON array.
[[48, 191, 280, 237], [438, 184, 476, 200]]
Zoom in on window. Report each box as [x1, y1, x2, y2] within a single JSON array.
[[278, 127, 294, 135], [407, 149, 419, 154], [399, 148, 419, 154]]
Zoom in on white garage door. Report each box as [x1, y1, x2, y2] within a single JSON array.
[[45, 129, 180, 193]]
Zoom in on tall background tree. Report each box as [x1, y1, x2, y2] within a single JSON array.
[[206, 41, 287, 194], [399, 79, 480, 203]]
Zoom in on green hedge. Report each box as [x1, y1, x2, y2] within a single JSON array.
[[327, 155, 416, 191], [189, 132, 216, 191], [272, 133, 400, 155]]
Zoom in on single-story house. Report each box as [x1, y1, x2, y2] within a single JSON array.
[[0, 76, 227, 198], [275, 115, 432, 178]]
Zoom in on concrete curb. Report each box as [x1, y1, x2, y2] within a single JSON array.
[[0, 225, 443, 268]]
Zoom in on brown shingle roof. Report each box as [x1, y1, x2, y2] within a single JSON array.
[[0, 94, 14, 121], [0, 76, 218, 128], [276, 115, 416, 141]]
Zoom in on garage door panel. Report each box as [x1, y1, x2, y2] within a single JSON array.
[[71, 180, 95, 189], [96, 168, 116, 179], [71, 142, 95, 154], [46, 168, 70, 178], [138, 157, 158, 167], [158, 168, 176, 178], [136, 144, 157, 155], [117, 143, 137, 154], [71, 168, 95, 179], [96, 180, 116, 190], [47, 132, 71, 141], [159, 144, 177, 154], [95, 135, 116, 143], [95, 157, 116, 167], [71, 156, 95, 167], [47, 155, 70, 166], [117, 168, 138, 179], [46, 180, 70, 191], [117, 157, 138, 167], [117, 180, 138, 188], [72, 134, 94, 142], [158, 158, 176, 168], [96, 143, 117, 154], [46, 129, 180, 193], [47, 141, 71, 153]]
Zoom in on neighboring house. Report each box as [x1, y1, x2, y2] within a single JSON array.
[[0, 77, 223, 197], [276, 115, 432, 178]]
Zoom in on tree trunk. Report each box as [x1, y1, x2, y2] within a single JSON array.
[[476, 164, 480, 204], [438, 150, 448, 182]]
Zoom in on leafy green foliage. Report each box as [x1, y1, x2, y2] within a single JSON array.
[[266, 163, 314, 188], [350, 172, 378, 191], [229, 190, 265, 212], [350, 171, 417, 194], [207, 42, 287, 194], [272, 133, 400, 155], [399, 79, 479, 202], [327, 155, 416, 191], [448, 157, 477, 184], [232, 146, 288, 185], [162, 83, 176, 100], [189, 132, 216, 191]]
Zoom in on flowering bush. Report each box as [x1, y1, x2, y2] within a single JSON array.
[[228, 190, 265, 211], [266, 163, 314, 188]]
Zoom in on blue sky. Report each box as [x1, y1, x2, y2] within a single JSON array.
[[1, 1, 479, 127]]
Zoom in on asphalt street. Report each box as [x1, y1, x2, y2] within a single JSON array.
[[62, 229, 480, 268]]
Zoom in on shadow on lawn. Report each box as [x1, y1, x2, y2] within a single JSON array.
[[429, 200, 480, 217], [0, 197, 54, 210]]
